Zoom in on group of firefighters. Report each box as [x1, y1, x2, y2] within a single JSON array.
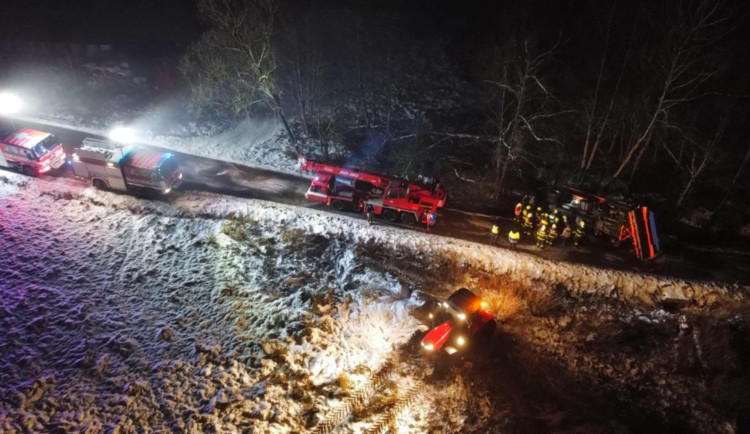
[[491, 201, 586, 250]]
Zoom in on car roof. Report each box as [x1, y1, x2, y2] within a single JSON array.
[[447, 288, 482, 315], [3, 128, 52, 149]]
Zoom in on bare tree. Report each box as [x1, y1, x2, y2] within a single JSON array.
[[180, 0, 296, 145], [485, 41, 563, 196], [613, 0, 731, 179], [662, 120, 724, 206]]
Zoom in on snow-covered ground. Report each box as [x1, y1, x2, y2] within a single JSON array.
[[1, 172, 747, 432]]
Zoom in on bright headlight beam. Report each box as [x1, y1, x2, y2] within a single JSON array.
[[109, 126, 137, 144], [0, 92, 22, 115]]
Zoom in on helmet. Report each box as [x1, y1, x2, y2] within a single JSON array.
[[536, 207, 542, 211], [526, 205, 531, 210], [552, 224, 557, 229], [516, 202, 522, 207], [580, 220, 585, 227]]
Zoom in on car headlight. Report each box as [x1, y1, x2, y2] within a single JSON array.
[[456, 336, 465, 346], [424, 343, 434, 351], [428, 313, 433, 319], [457, 313, 466, 321], [164, 187, 172, 194]]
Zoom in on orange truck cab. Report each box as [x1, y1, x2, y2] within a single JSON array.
[[0, 128, 67, 176]]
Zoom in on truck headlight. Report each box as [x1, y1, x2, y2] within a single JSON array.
[[164, 187, 172, 194]]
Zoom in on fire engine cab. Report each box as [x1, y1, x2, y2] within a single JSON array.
[[299, 156, 446, 226], [71, 138, 182, 194], [0, 128, 66, 176]]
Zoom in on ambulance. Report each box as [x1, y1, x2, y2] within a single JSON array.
[[0, 128, 67, 176]]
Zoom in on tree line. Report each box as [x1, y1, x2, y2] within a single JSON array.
[[180, 0, 749, 227]]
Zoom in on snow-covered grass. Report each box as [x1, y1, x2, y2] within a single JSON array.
[[1, 172, 748, 432]]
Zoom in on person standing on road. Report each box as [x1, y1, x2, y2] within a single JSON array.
[[522, 206, 534, 237], [508, 225, 521, 250], [547, 223, 558, 247], [426, 212, 436, 232], [514, 202, 523, 225], [490, 222, 500, 245], [365, 203, 374, 226], [561, 224, 572, 247], [536, 222, 548, 248], [574, 219, 586, 246]]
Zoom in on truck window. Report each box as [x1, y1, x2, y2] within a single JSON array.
[[157, 158, 178, 180], [386, 189, 405, 199]]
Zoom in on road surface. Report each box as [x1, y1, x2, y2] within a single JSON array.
[[2, 118, 749, 285]]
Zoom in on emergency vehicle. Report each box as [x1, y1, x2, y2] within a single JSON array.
[[299, 156, 446, 226], [71, 138, 182, 194], [0, 128, 67, 176], [421, 288, 497, 355]]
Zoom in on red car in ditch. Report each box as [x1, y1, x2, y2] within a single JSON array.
[[421, 288, 497, 355]]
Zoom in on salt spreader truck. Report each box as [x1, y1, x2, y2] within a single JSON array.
[[0, 128, 66, 176], [299, 156, 446, 226], [71, 138, 182, 194]]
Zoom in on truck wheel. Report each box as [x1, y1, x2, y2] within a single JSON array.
[[331, 199, 346, 211], [400, 212, 417, 225], [22, 165, 37, 177], [93, 179, 108, 191], [382, 208, 398, 222]]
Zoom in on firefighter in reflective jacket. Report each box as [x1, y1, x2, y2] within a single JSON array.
[[522, 206, 534, 236], [490, 222, 500, 245], [549, 209, 559, 227], [534, 207, 543, 225], [508, 226, 521, 249], [547, 223, 558, 246], [514, 202, 523, 224], [574, 220, 586, 246], [536, 221, 548, 248]]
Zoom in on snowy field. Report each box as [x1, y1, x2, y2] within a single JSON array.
[[1, 172, 748, 432]]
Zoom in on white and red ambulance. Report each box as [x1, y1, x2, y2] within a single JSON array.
[[0, 128, 67, 176]]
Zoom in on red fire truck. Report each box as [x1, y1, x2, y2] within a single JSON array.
[[0, 128, 67, 176], [299, 157, 446, 226], [71, 138, 182, 194]]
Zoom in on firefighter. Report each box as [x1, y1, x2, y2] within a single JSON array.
[[490, 222, 500, 245], [536, 222, 548, 248], [364, 203, 374, 226], [514, 202, 523, 224], [508, 225, 521, 250], [574, 219, 586, 246], [547, 223, 558, 247], [426, 212, 436, 232], [534, 206, 543, 226], [549, 208, 560, 227], [522, 205, 534, 237], [561, 224, 572, 247]]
